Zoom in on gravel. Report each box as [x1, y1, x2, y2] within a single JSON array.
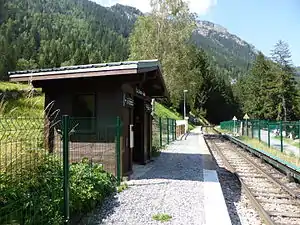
[[87, 132, 205, 225]]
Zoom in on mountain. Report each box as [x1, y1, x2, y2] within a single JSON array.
[[1, 0, 257, 81], [192, 20, 257, 78], [0, 0, 142, 79]]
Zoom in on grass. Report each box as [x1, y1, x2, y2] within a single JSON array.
[[273, 135, 300, 148], [0, 81, 34, 91], [152, 213, 172, 222], [0, 82, 44, 117], [154, 102, 195, 130], [238, 136, 300, 167]]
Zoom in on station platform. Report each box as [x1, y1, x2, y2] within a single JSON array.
[[95, 127, 232, 225]]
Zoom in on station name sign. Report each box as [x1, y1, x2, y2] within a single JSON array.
[[145, 103, 152, 113], [136, 87, 146, 97], [123, 94, 134, 108]]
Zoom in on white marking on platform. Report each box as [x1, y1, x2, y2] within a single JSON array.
[[203, 169, 232, 225], [198, 130, 232, 225]]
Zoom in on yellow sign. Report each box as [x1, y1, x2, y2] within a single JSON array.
[[243, 114, 250, 120]]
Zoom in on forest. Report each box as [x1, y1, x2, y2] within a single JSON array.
[[0, 0, 299, 124]]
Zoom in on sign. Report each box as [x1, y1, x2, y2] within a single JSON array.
[[136, 87, 146, 97], [243, 114, 250, 120], [232, 116, 237, 121], [123, 94, 134, 108], [145, 103, 152, 113]]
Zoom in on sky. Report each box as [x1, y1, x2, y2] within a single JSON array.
[[94, 0, 300, 66]]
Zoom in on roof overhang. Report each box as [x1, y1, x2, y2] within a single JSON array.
[[9, 60, 168, 99]]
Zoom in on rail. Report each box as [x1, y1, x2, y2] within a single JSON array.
[[204, 135, 300, 225]]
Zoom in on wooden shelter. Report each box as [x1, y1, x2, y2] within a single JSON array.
[[9, 60, 168, 175]]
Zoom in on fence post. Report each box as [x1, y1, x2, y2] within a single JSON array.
[[172, 119, 175, 141], [267, 121, 270, 147], [258, 120, 261, 142], [116, 116, 121, 185], [280, 120, 283, 152], [167, 118, 170, 144], [251, 121, 254, 138], [173, 119, 176, 141], [159, 117, 162, 147], [62, 115, 70, 225], [298, 121, 300, 155]]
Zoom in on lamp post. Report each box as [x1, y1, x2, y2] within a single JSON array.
[[183, 90, 188, 120]]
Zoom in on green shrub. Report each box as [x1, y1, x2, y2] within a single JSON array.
[[0, 156, 117, 225], [69, 160, 117, 215]]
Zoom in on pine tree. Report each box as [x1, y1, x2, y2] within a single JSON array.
[[271, 40, 298, 121]]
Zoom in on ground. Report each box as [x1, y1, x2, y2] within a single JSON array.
[[85, 128, 231, 225]]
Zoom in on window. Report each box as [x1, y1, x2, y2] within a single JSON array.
[[73, 94, 96, 118], [72, 94, 96, 132]]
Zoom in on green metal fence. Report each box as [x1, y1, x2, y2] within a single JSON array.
[[0, 116, 122, 225], [220, 119, 300, 156], [152, 117, 184, 150]]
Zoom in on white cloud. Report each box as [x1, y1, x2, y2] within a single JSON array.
[[94, 0, 217, 15]]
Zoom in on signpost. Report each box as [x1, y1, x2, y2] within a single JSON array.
[[233, 116, 237, 135], [243, 114, 250, 136]]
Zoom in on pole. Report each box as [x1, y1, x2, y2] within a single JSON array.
[[246, 119, 248, 137], [167, 118, 169, 144], [183, 91, 186, 120], [251, 121, 254, 138], [280, 120, 283, 153], [116, 117, 121, 185], [62, 115, 70, 225], [258, 120, 261, 142], [298, 121, 300, 156], [159, 117, 162, 147], [267, 121, 270, 147]]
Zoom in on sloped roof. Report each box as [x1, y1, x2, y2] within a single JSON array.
[[9, 59, 168, 98]]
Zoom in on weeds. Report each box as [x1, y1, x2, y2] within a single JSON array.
[[117, 182, 129, 193], [152, 213, 172, 222]]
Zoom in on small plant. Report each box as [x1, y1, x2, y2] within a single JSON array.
[[152, 213, 172, 222], [117, 182, 129, 193], [152, 146, 161, 157]]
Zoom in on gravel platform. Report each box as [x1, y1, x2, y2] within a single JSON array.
[[88, 132, 205, 225]]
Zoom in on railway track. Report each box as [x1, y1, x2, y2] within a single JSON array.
[[204, 134, 300, 225]]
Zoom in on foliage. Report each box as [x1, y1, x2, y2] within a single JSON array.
[[235, 41, 299, 121], [117, 182, 129, 193], [152, 213, 172, 222], [0, 0, 142, 79], [69, 160, 117, 214], [0, 155, 117, 225], [129, 0, 196, 106]]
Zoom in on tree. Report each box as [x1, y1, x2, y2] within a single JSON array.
[[271, 40, 298, 121], [129, 0, 196, 106]]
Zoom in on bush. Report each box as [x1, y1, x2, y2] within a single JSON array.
[[69, 160, 117, 215], [0, 155, 117, 225]]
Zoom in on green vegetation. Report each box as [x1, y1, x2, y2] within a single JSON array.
[[235, 40, 299, 121], [238, 136, 300, 167], [155, 102, 181, 120], [152, 213, 172, 222], [1, 156, 117, 224], [0, 0, 141, 79], [129, 1, 238, 124], [117, 182, 129, 193], [273, 136, 300, 148], [0, 82, 44, 117]]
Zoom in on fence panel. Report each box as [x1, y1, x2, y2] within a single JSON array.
[[0, 117, 64, 225]]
